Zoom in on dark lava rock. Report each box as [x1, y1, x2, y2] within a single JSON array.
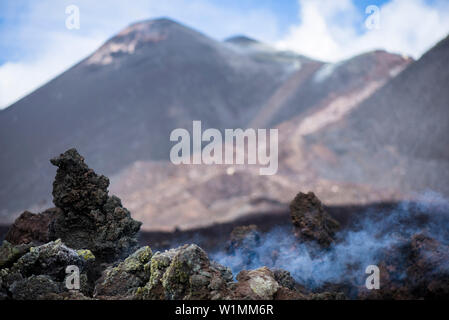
[[0, 241, 33, 269], [229, 267, 326, 300], [290, 192, 340, 247], [0, 238, 334, 300], [231, 267, 281, 300], [358, 233, 449, 299], [0, 240, 94, 300], [50, 148, 109, 213], [272, 269, 297, 291], [403, 233, 449, 298], [48, 148, 141, 262], [407, 234, 449, 286], [5, 208, 60, 245], [133, 244, 313, 301], [227, 225, 260, 253], [137, 244, 234, 300], [8, 275, 60, 300], [274, 287, 307, 300], [225, 224, 261, 269], [309, 291, 346, 300], [94, 246, 152, 299]]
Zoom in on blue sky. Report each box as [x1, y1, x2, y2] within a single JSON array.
[[1, 0, 449, 109], [0, 0, 391, 64]]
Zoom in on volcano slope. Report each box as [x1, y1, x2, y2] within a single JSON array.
[[0, 18, 309, 221], [304, 34, 449, 196], [0, 17, 414, 230], [107, 48, 412, 231]]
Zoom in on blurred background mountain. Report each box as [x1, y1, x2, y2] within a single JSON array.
[[0, 17, 448, 231]]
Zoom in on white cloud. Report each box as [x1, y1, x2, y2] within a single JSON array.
[[276, 0, 449, 62], [0, 32, 104, 108]]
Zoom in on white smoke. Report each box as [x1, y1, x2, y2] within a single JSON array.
[[212, 191, 449, 290]]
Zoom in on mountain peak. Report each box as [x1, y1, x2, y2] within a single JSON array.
[[114, 17, 187, 39], [225, 35, 260, 45], [123, 17, 181, 33], [85, 17, 189, 66]]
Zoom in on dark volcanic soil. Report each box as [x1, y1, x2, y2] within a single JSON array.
[[0, 202, 399, 253]]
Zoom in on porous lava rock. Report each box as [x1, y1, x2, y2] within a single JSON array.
[[0, 241, 33, 270], [290, 192, 340, 247], [48, 148, 141, 262], [358, 233, 449, 299], [227, 225, 260, 253], [137, 244, 234, 300], [5, 208, 60, 245], [94, 246, 152, 299], [0, 240, 94, 300], [231, 267, 280, 300]]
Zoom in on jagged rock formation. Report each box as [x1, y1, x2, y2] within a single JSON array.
[[290, 192, 340, 247], [1, 149, 318, 301], [50, 149, 110, 213], [48, 149, 141, 262]]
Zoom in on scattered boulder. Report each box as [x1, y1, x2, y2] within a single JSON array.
[[48, 149, 141, 262], [290, 192, 340, 247], [0, 241, 33, 269], [231, 267, 280, 300], [8, 275, 60, 300], [137, 244, 233, 300], [227, 225, 260, 254], [358, 233, 449, 299], [272, 269, 297, 291], [225, 225, 261, 270], [5, 208, 60, 245], [0, 239, 94, 299], [406, 233, 449, 298], [94, 246, 152, 299]]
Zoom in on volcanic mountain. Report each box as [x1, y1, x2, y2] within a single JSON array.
[[0, 18, 308, 219], [108, 48, 412, 230], [0, 17, 429, 231]]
